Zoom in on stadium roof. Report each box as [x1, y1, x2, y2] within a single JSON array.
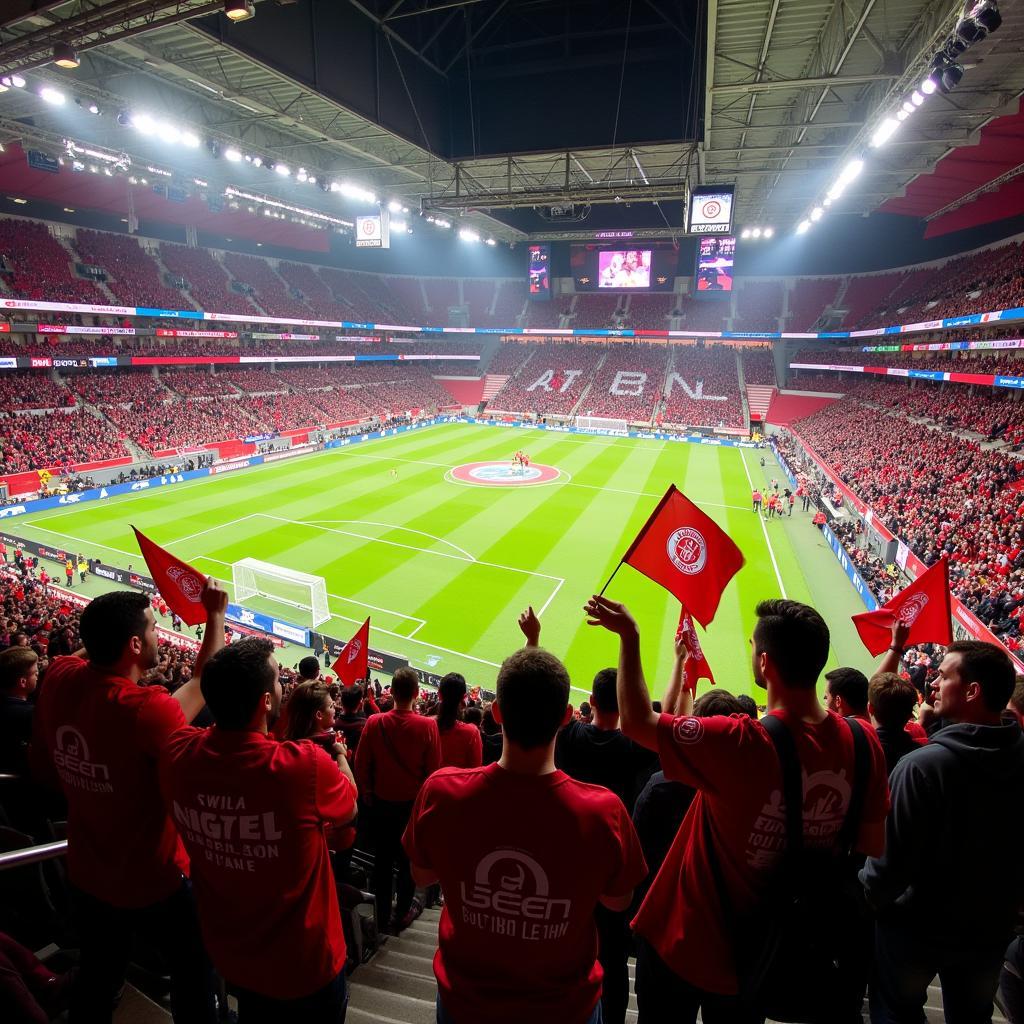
[[0, 0, 1021, 242]]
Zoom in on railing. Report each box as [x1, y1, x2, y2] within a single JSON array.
[[0, 839, 67, 870]]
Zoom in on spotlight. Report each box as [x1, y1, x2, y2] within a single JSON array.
[[741, 228, 751, 239], [902, 100, 915, 114], [53, 42, 79, 69], [224, 147, 242, 162], [871, 117, 900, 148], [157, 123, 181, 144], [458, 228, 480, 242], [388, 200, 403, 213], [180, 131, 200, 149], [970, 0, 1001, 33], [941, 34, 968, 61], [224, 0, 256, 21], [485, 238, 496, 246], [796, 219, 811, 234], [911, 90, 924, 106], [131, 112, 156, 135], [296, 167, 308, 182], [921, 76, 937, 96], [39, 86, 65, 106], [1, 74, 26, 89], [88, 101, 100, 114], [274, 162, 290, 176], [939, 63, 964, 94], [810, 206, 823, 222], [251, 155, 262, 168], [752, 227, 762, 238], [763, 227, 773, 239], [897, 109, 909, 122]]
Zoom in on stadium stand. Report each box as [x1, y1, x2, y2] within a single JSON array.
[[73, 230, 190, 311], [787, 278, 841, 331], [0, 372, 74, 411], [739, 347, 777, 386], [660, 345, 745, 429], [734, 281, 784, 332], [488, 341, 604, 416], [0, 409, 128, 472], [0, 220, 106, 305], [158, 242, 241, 313], [221, 252, 299, 318], [579, 344, 669, 422]]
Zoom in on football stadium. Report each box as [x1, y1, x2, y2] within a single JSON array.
[[0, 2, 1022, 1023]]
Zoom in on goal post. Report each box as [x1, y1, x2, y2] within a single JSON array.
[[574, 415, 629, 434], [232, 557, 330, 628]]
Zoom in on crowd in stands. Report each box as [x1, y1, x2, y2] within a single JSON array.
[[0, 373, 73, 411], [622, 294, 673, 331], [580, 345, 669, 422], [0, 220, 105, 305], [73, 231, 191, 312], [0, 409, 127, 474], [489, 342, 606, 416], [787, 278, 840, 331], [789, 399, 1024, 653], [2, 562, 1022, 1024], [221, 252, 298, 319], [659, 346, 744, 429], [158, 242, 243, 313], [739, 346, 776, 386], [68, 370, 170, 406]]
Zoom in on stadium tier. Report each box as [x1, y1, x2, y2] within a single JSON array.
[[4, 5, 1024, 1024]]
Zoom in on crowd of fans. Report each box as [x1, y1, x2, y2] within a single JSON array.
[[1, 567, 1021, 1024], [788, 399, 1024, 654], [0, 409, 128, 474], [658, 346, 745, 429]]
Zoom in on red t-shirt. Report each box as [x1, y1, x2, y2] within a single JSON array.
[[356, 708, 441, 802], [633, 710, 889, 995], [31, 656, 189, 907], [159, 728, 356, 999], [904, 720, 928, 744], [403, 764, 647, 1024], [438, 720, 483, 769]]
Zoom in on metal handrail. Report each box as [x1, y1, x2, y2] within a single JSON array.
[[0, 840, 67, 870]]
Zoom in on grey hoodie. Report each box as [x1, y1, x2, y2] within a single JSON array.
[[859, 721, 1024, 935]]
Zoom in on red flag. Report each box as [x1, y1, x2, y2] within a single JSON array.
[[332, 617, 370, 687], [852, 558, 952, 656], [622, 485, 745, 627], [675, 605, 715, 691], [131, 527, 208, 626]]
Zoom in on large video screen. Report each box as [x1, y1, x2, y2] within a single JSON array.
[[528, 244, 551, 300], [571, 244, 677, 291], [688, 184, 735, 234], [695, 236, 736, 294], [597, 250, 651, 289]]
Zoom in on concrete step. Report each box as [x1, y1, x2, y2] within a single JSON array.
[[387, 930, 439, 955], [374, 947, 436, 979], [346, 980, 436, 1024], [352, 963, 438, 1001]]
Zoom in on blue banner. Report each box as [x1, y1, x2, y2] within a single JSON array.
[[226, 603, 310, 647], [996, 376, 1024, 390], [135, 307, 204, 320], [820, 525, 879, 611]]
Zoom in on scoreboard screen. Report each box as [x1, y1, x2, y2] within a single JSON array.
[[688, 185, 735, 235]]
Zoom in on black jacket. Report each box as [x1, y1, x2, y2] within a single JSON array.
[[860, 721, 1024, 936]]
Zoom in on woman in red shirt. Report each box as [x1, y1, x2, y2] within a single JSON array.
[[436, 673, 482, 770]]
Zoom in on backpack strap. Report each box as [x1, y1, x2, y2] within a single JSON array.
[[837, 717, 870, 853], [761, 714, 804, 853]]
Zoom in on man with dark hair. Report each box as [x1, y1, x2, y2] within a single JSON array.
[[403, 617, 647, 1024], [868, 672, 924, 774], [861, 640, 1024, 1023], [32, 585, 227, 1023], [735, 694, 759, 719], [586, 595, 889, 1023], [356, 665, 440, 933], [160, 638, 357, 1022], [337, 686, 366, 757], [824, 666, 871, 722], [0, 646, 38, 774], [298, 655, 321, 682]]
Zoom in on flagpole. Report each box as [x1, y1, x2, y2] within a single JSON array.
[[598, 561, 623, 597]]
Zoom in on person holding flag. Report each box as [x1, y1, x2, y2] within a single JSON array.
[[331, 617, 370, 688]]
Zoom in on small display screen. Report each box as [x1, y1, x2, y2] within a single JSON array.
[[528, 244, 550, 299], [695, 236, 736, 294]]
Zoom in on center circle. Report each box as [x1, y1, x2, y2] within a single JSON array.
[[449, 460, 562, 487]]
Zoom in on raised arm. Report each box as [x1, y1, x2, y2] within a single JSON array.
[[584, 595, 659, 750], [518, 605, 541, 648], [877, 620, 911, 677], [172, 579, 228, 723], [662, 633, 695, 718]]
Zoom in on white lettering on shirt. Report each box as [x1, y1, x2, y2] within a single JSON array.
[[173, 798, 283, 873]]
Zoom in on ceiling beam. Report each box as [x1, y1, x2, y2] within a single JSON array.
[[712, 72, 897, 96]]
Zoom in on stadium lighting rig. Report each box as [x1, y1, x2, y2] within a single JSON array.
[[794, 0, 1000, 236], [740, 227, 773, 240]]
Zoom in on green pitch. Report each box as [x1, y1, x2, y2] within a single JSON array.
[[16, 423, 875, 698]]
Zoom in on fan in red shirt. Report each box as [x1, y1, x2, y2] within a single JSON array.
[[31, 584, 227, 1024], [356, 666, 441, 933], [159, 639, 357, 1018], [584, 594, 890, 1024], [436, 672, 482, 769], [403, 636, 647, 1024]]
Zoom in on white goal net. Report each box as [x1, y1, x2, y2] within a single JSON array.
[[574, 415, 629, 434], [232, 557, 330, 627]]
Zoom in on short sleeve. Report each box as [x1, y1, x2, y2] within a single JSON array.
[[402, 775, 439, 869], [656, 711, 761, 796], [313, 746, 357, 826], [602, 798, 649, 898], [135, 687, 187, 756]]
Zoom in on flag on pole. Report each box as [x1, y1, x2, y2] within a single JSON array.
[[332, 617, 370, 687], [851, 557, 952, 656], [676, 605, 715, 691], [131, 526, 208, 626], [622, 484, 745, 627]]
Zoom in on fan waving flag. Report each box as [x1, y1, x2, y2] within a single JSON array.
[[622, 485, 745, 627], [676, 605, 715, 691], [852, 557, 952, 656], [332, 617, 370, 687], [132, 526, 208, 626]]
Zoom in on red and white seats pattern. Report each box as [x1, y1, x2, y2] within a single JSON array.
[[659, 347, 744, 429], [74, 231, 189, 311]]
